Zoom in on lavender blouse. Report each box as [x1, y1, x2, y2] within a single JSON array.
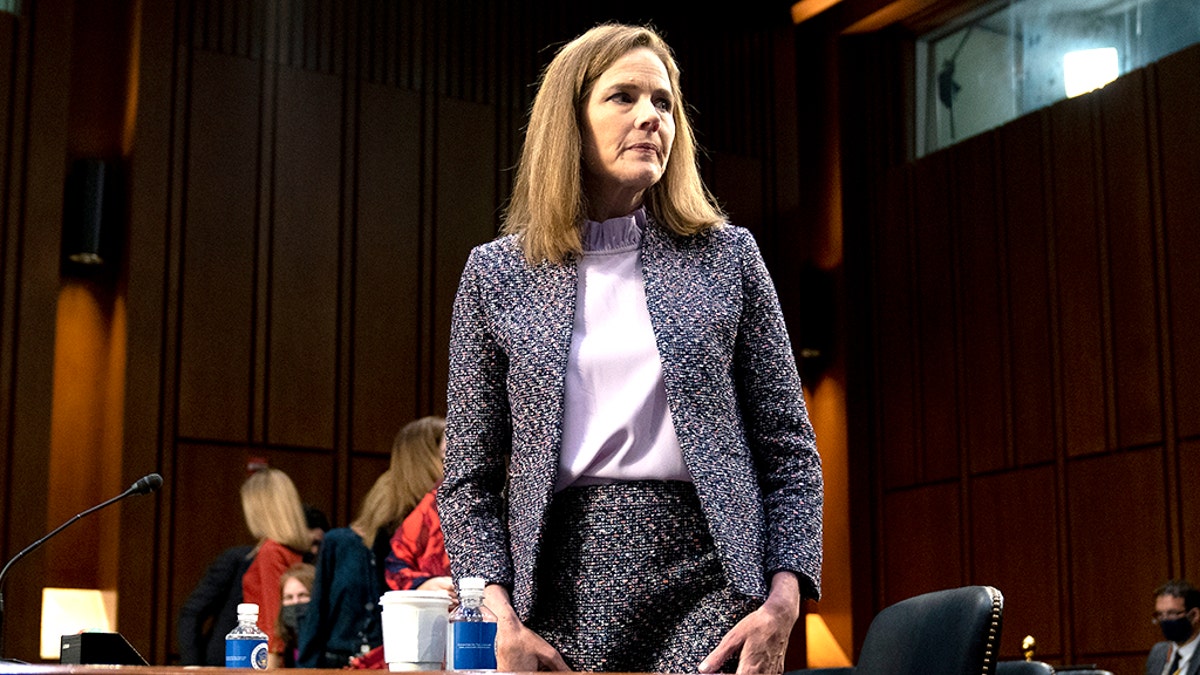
[[555, 209, 692, 492]]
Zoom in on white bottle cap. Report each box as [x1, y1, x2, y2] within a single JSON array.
[[237, 602, 260, 615], [459, 577, 486, 593]]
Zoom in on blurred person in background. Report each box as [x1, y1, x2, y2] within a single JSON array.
[[1146, 579, 1200, 675], [298, 417, 446, 668], [240, 468, 314, 669], [277, 562, 315, 668], [177, 541, 255, 665]]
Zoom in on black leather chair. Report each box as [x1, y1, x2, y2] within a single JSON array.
[[996, 661, 1055, 674], [786, 585, 1004, 675]]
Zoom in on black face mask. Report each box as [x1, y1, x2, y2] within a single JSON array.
[[1160, 615, 1195, 644], [281, 602, 309, 633]]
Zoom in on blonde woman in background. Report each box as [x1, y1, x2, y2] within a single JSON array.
[[239, 467, 313, 669], [297, 416, 446, 668]]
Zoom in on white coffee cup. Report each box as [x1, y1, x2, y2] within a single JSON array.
[[380, 590, 452, 671]]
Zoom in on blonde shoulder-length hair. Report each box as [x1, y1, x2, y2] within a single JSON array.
[[350, 416, 446, 547], [240, 468, 312, 553], [503, 23, 725, 264]]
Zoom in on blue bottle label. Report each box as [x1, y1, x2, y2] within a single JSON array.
[[451, 622, 497, 669], [226, 638, 268, 669]]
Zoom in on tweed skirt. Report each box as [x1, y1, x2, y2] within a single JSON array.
[[525, 480, 757, 673]]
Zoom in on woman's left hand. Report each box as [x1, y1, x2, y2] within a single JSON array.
[[699, 572, 801, 675]]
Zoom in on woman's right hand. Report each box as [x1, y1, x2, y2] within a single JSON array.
[[484, 584, 569, 671]]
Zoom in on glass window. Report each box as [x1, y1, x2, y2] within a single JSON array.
[[916, 0, 1200, 157]]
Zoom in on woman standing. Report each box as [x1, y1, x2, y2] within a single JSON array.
[[438, 22, 823, 675]]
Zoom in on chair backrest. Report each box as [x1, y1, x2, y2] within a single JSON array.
[[996, 660, 1055, 675], [854, 585, 1004, 675]]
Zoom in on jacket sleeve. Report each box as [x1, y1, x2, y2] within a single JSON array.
[[732, 229, 824, 600], [386, 490, 451, 590], [437, 247, 515, 588], [176, 547, 243, 665]]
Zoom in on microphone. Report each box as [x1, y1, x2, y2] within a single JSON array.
[[129, 473, 164, 495], [0, 472, 162, 661]]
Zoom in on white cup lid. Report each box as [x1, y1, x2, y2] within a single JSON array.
[[379, 590, 452, 605]]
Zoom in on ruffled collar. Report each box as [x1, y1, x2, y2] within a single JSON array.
[[580, 208, 646, 253]]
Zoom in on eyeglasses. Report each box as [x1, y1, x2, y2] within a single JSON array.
[[1152, 610, 1190, 625]]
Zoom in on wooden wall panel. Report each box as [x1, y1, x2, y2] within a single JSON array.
[[881, 482, 962, 605], [0, 14, 18, 547], [352, 83, 423, 453], [876, 167, 918, 489], [356, 0, 421, 90], [267, 67, 342, 449], [847, 35, 1200, 670], [432, 99, 498, 412], [951, 133, 1006, 475], [1183, 439, 1200, 576], [1098, 71, 1163, 450], [1105, 655, 1154, 675], [911, 153, 959, 482], [970, 466, 1060, 658], [1000, 113, 1054, 467], [178, 52, 260, 442], [1156, 48, 1200, 441], [713, 153, 765, 232], [192, 0, 267, 60], [1067, 449, 1168, 655], [121, 0, 185, 663], [349, 454, 392, 523], [0, 0, 72, 661], [1048, 98, 1108, 458]]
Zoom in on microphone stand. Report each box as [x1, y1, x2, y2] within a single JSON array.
[[0, 474, 161, 662]]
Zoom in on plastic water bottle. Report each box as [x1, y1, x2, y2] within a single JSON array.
[[446, 577, 497, 670], [225, 602, 269, 669]]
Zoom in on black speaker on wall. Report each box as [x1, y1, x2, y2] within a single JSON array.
[[61, 158, 123, 275]]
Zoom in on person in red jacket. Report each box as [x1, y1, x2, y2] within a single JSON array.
[[239, 468, 313, 668], [385, 488, 452, 595]]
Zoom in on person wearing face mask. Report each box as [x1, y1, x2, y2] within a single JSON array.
[[277, 563, 315, 668], [437, 22, 822, 675], [1146, 579, 1200, 675]]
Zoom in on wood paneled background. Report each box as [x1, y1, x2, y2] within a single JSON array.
[[841, 28, 1200, 671], [0, 0, 73, 662]]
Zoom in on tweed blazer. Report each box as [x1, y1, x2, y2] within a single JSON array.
[[437, 217, 823, 621]]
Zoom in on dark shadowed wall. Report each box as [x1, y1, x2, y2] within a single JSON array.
[[837, 19, 1200, 671]]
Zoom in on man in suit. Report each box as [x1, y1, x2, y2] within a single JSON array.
[[1146, 580, 1200, 675]]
